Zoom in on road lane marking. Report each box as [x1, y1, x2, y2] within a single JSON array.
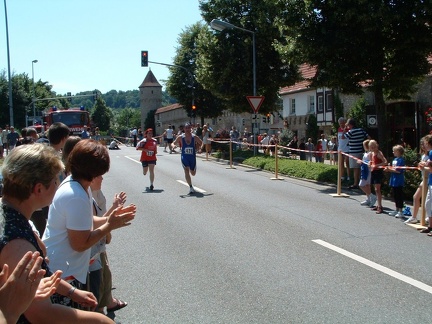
[[177, 180, 206, 193], [124, 157, 206, 193], [313, 239, 432, 294], [125, 156, 140, 164]]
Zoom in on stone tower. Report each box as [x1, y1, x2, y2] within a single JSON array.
[[139, 70, 162, 130]]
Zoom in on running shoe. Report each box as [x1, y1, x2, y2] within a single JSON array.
[[369, 194, 377, 208], [395, 212, 404, 219], [189, 187, 195, 194], [404, 217, 418, 224], [360, 200, 370, 206], [388, 211, 398, 216], [150, 185, 154, 191]]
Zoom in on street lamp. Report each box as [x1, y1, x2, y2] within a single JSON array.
[[3, 0, 13, 126], [210, 19, 257, 153], [32, 59, 38, 125]]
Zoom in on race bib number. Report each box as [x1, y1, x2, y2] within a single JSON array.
[[146, 151, 154, 156], [184, 147, 193, 155]]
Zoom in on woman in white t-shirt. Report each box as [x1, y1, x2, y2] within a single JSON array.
[[43, 139, 136, 308]]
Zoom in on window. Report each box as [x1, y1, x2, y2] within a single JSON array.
[[290, 98, 296, 114], [309, 96, 315, 113], [326, 93, 333, 112], [317, 95, 324, 112]]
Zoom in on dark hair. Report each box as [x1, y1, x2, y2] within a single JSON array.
[[47, 122, 70, 145], [347, 119, 357, 128], [68, 139, 110, 181], [62, 136, 82, 174], [26, 127, 38, 138]]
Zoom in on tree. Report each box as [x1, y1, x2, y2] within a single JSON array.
[[197, 0, 299, 114], [166, 22, 225, 122], [91, 96, 112, 131], [275, 0, 432, 151]]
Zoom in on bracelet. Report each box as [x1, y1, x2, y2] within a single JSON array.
[[67, 286, 76, 298]]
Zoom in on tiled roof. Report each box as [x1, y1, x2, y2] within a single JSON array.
[[139, 70, 162, 88], [279, 64, 316, 95], [155, 103, 183, 114]]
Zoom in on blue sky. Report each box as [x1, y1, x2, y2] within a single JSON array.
[[0, 0, 203, 95]]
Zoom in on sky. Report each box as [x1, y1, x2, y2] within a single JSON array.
[[0, 0, 204, 95]]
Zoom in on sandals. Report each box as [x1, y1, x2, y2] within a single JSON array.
[[106, 298, 128, 313], [375, 206, 383, 214]]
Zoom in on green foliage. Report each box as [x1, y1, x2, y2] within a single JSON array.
[[380, 146, 422, 200], [227, 149, 421, 202], [278, 128, 294, 147], [198, 0, 300, 114], [240, 154, 338, 183], [91, 96, 112, 131], [112, 108, 141, 136], [144, 109, 156, 131], [306, 114, 318, 142], [71, 89, 175, 109], [333, 93, 344, 134], [166, 22, 225, 119], [275, 0, 432, 152], [347, 98, 367, 129]]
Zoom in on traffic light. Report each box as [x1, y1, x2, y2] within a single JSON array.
[[262, 116, 267, 123], [141, 50, 148, 67], [67, 92, 72, 102], [267, 113, 270, 123], [191, 105, 196, 118]]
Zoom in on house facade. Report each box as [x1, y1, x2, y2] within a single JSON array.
[[279, 64, 432, 149]]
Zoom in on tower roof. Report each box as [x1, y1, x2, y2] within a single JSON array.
[[139, 70, 162, 88]]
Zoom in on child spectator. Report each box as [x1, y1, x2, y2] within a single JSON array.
[[419, 135, 432, 233], [405, 138, 429, 224], [359, 139, 377, 207], [385, 145, 405, 218], [368, 140, 387, 214], [328, 136, 337, 165]]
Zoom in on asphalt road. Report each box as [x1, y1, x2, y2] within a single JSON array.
[[101, 145, 432, 324]]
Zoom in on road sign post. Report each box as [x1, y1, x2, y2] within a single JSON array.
[[247, 96, 265, 155]]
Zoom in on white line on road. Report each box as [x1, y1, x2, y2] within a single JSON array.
[[313, 239, 432, 295], [125, 156, 140, 164], [177, 180, 206, 193], [124, 157, 206, 193]]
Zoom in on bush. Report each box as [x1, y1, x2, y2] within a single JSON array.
[[230, 149, 420, 202]]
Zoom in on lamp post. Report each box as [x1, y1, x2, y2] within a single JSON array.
[[32, 59, 38, 125], [3, 0, 13, 126], [210, 19, 257, 154]]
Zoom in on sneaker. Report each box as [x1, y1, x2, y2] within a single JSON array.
[[388, 211, 398, 216], [395, 212, 404, 219], [189, 187, 195, 194], [369, 194, 377, 208], [404, 217, 418, 224], [360, 200, 370, 206], [149, 185, 154, 191]]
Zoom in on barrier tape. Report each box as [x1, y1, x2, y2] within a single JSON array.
[[209, 138, 421, 171]]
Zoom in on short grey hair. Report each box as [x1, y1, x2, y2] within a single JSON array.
[[338, 117, 346, 123]]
